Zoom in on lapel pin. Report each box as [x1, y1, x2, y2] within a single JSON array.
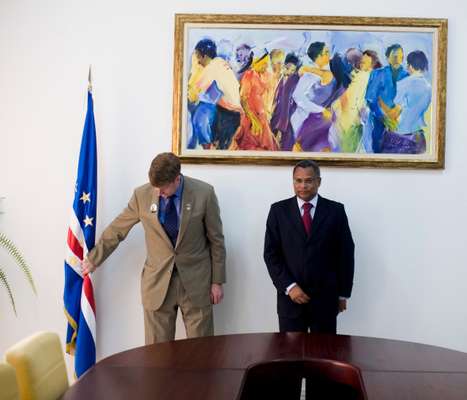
[[150, 203, 158, 213]]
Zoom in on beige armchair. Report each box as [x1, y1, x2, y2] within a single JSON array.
[[5, 332, 69, 400], [0, 362, 19, 400]]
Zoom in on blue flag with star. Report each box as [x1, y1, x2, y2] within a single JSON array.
[[64, 88, 97, 378]]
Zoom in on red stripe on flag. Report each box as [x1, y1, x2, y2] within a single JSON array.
[[83, 275, 96, 314], [67, 228, 83, 260]]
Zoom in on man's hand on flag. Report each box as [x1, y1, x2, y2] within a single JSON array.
[[82, 258, 96, 275]]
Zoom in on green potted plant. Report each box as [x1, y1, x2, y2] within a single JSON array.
[[0, 233, 36, 315]]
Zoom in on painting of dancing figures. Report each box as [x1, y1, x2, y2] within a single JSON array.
[[173, 15, 447, 167]]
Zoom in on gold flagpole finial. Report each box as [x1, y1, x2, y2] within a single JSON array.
[[88, 65, 92, 92]]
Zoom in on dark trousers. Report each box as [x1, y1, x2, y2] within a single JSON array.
[[279, 297, 338, 334]]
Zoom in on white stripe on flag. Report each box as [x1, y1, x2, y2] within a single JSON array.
[[65, 247, 83, 278], [81, 278, 96, 343], [69, 210, 90, 254]]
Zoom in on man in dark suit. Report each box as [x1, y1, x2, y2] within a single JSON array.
[[264, 160, 354, 334]]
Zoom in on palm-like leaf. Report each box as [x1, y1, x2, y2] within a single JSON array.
[[0, 233, 36, 294], [0, 267, 17, 315]]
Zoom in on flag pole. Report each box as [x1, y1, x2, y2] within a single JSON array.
[[88, 65, 92, 93]]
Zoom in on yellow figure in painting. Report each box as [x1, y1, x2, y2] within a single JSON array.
[[265, 49, 286, 120], [330, 50, 382, 153]]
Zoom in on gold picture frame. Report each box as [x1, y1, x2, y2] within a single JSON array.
[[172, 14, 447, 168]]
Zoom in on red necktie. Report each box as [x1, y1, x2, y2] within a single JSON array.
[[302, 202, 313, 235]]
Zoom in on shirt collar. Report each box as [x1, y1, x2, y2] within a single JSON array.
[[174, 174, 184, 199], [296, 194, 318, 210]]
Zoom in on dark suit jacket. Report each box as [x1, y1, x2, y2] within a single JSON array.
[[264, 195, 354, 318]]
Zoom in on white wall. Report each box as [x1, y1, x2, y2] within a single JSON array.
[[2, 0, 467, 376]]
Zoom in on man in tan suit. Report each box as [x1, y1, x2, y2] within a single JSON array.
[[82, 152, 226, 343]]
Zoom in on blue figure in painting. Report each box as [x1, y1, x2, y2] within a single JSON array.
[[188, 38, 241, 150], [365, 44, 409, 153], [379, 50, 432, 154], [188, 39, 219, 149]]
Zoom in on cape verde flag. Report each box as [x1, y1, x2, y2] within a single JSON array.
[[64, 87, 97, 378]]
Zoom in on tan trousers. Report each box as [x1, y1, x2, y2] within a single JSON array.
[[143, 270, 213, 344]]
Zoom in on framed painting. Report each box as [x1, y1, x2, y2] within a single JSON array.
[[172, 14, 447, 168]]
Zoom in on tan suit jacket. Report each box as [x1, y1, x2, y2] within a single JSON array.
[[87, 176, 226, 310]]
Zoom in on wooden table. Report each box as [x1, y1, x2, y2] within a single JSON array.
[[62, 333, 467, 399]]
